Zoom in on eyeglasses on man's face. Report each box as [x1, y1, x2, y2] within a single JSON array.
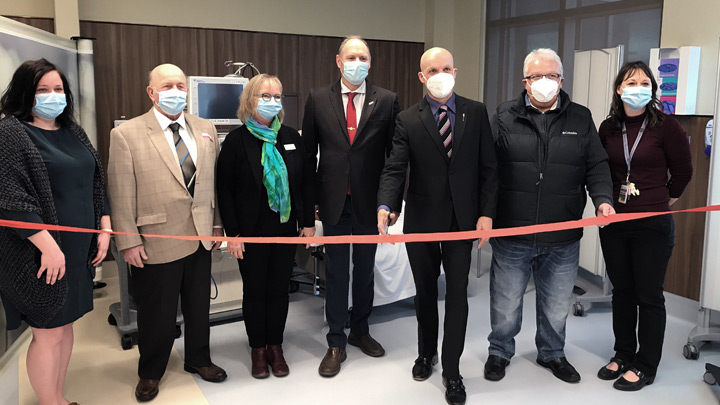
[[255, 93, 283, 102], [524, 73, 562, 83]]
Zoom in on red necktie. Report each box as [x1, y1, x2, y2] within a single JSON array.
[[346, 92, 357, 195], [346, 92, 357, 144]]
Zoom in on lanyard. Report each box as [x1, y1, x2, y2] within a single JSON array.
[[622, 116, 648, 182]]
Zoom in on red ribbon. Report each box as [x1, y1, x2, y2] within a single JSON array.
[[2, 205, 718, 245]]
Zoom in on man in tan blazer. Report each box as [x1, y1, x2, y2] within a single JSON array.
[[107, 64, 226, 402]]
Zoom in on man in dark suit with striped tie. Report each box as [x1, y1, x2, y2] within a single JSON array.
[[377, 47, 498, 405]]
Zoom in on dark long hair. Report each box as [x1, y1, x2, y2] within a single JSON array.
[[607, 61, 664, 130], [0, 58, 76, 128]]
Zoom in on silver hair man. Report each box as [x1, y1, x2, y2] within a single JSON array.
[[523, 48, 563, 77]]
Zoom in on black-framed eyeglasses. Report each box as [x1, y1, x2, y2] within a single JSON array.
[[255, 93, 283, 102], [524, 73, 562, 82]]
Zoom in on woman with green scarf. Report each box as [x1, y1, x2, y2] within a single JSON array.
[[217, 74, 316, 379]]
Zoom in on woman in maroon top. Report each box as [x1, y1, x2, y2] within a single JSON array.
[[596, 61, 692, 391]]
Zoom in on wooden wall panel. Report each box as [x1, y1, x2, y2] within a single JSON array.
[[4, 16, 55, 33], [665, 115, 712, 300], [77, 21, 425, 168]]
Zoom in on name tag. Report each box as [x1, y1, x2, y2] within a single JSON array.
[[284, 144, 296, 150]]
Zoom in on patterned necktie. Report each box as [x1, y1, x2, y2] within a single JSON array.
[[438, 104, 452, 158], [346, 92, 357, 144], [169, 122, 196, 197]]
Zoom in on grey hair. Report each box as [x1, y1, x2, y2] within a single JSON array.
[[338, 35, 371, 60], [523, 48, 563, 77]]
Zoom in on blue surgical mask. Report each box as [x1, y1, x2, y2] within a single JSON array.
[[620, 87, 652, 111], [33, 92, 67, 120], [257, 99, 283, 120], [156, 88, 187, 116], [342, 61, 369, 85]]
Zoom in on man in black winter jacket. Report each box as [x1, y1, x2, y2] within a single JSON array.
[[483, 48, 614, 385]]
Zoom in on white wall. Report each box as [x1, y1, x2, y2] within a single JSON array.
[[76, 0, 425, 43], [2, 1, 425, 42], [453, 0, 484, 101], [54, 0, 79, 38], [661, 0, 718, 116], [424, 0, 485, 101], [0, 0, 54, 19]]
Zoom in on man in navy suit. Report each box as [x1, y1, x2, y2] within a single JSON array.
[[303, 35, 401, 378], [377, 47, 498, 405]]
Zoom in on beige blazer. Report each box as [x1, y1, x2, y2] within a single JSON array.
[[107, 109, 222, 264]]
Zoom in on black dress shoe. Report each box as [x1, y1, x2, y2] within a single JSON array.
[[484, 354, 510, 381], [442, 376, 466, 405], [613, 368, 655, 391], [184, 362, 227, 383], [412, 353, 438, 381], [135, 378, 159, 402], [597, 357, 629, 380], [348, 333, 385, 357], [537, 356, 581, 383]]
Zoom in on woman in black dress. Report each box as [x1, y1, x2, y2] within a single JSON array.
[[0, 59, 110, 405], [217, 74, 315, 378]]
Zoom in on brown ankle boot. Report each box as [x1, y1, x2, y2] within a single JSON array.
[[267, 344, 290, 377], [251, 347, 269, 379]]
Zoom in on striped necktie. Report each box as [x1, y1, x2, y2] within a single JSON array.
[[438, 104, 452, 158], [169, 122, 196, 197]]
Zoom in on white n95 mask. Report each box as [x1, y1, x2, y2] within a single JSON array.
[[530, 77, 559, 103], [423, 72, 455, 99]]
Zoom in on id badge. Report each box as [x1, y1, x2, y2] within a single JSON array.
[[618, 183, 629, 204]]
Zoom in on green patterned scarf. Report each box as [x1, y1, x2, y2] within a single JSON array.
[[245, 117, 291, 223]]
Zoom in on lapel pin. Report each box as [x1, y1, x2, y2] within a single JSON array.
[[462, 113, 466, 121], [369, 100, 375, 105]]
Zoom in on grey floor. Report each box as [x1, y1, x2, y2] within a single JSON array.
[[175, 261, 720, 405]]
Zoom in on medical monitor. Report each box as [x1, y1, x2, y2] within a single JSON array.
[[188, 76, 248, 126]]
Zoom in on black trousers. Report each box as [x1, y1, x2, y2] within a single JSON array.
[[405, 214, 472, 380], [599, 214, 675, 376], [322, 195, 378, 349], [131, 244, 212, 380], [237, 241, 296, 348]]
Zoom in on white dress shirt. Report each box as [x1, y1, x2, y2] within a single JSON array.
[[340, 80, 366, 122], [153, 107, 197, 165]]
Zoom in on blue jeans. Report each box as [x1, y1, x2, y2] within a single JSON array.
[[487, 237, 580, 362]]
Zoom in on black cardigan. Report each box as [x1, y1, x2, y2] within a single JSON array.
[[0, 115, 106, 327], [216, 124, 315, 238]]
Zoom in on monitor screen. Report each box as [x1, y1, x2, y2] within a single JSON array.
[[188, 76, 248, 126], [197, 82, 243, 120]]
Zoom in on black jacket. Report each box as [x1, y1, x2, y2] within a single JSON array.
[[216, 124, 315, 237], [492, 90, 612, 246], [378, 94, 498, 233], [302, 80, 401, 227]]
